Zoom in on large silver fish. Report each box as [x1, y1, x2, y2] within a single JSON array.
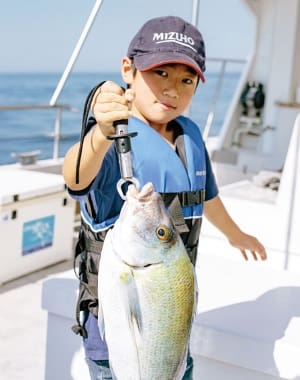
[[98, 182, 196, 380]]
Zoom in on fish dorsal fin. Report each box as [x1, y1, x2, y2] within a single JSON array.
[[97, 294, 105, 340]]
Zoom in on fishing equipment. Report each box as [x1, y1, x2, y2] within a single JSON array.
[[107, 119, 139, 199], [75, 82, 139, 200]]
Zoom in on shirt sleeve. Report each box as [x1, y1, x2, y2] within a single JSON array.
[[204, 146, 219, 201]]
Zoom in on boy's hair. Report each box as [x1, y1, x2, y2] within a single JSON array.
[[127, 16, 206, 83]]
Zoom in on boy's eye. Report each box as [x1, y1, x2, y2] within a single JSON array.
[[183, 78, 195, 85], [154, 69, 168, 77], [152, 68, 196, 86]]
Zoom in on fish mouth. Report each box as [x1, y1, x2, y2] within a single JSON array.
[[127, 182, 157, 203]]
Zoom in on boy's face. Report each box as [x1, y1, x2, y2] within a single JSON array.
[[123, 61, 199, 128]]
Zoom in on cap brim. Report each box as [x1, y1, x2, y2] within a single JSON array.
[[134, 52, 205, 83]]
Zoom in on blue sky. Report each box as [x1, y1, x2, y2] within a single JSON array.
[[0, 0, 255, 73]]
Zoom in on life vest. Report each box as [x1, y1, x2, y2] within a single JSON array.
[[72, 115, 207, 337], [79, 115, 206, 230], [129, 115, 206, 218]]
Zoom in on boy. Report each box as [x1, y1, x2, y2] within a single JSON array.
[[63, 15, 267, 380]]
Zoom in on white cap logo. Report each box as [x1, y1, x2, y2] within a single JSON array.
[[153, 32, 196, 52]]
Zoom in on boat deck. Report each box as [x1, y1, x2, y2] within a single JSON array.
[[0, 259, 73, 380], [2, 242, 300, 380]]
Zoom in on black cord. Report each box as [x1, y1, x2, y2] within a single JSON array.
[[75, 81, 107, 184]]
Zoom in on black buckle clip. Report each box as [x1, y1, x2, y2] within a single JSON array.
[[180, 189, 205, 207]]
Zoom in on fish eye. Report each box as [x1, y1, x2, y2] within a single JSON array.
[[156, 225, 172, 241]]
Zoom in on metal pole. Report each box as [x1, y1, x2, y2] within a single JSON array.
[[191, 0, 200, 26], [184, 0, 200, 117], [284, 115, 300, 270], [202, 60, 227, 141], [49, 0, 105, 106], [53, 107, 62, 160]]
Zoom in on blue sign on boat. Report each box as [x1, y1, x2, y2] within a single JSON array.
[[22, 215, 55, 255]]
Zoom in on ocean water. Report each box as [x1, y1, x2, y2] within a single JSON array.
[[0, 71, 241, 165]]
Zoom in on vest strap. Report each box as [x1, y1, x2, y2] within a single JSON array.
[[72, 324, 88, 338], [161, 189, 205, 208], [179, 189, 205, 206], [71, 225, 107, 337], [168, 195, 190, 234], [84, 237, 103, 254], [160, 189, 205, 234]]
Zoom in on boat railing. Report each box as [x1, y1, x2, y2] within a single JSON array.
[[203, 57, 247, 141], [0, 0, 249, 165], [0, 104, 75, 162], [0, 56, 248, 165]]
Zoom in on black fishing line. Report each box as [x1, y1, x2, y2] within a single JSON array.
[[75, 81, 106, 184]]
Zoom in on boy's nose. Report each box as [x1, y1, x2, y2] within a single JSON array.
[[162, 87, 179, 98]]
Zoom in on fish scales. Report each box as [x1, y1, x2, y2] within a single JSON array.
[[133, 255, 194, 377], [98, 182, 196, 380]]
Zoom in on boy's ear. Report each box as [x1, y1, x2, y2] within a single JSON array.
[[121, 57, 134, 85]]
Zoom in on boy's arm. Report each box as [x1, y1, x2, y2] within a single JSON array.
[[63, 81, 134, 191], [62, 121, 113, 191], [203, 195, 267, 261]]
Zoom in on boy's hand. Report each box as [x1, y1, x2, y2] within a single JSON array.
[[204, 196, 267, 262], [229, 232, 267, 261], [91, 81, 134, 137]]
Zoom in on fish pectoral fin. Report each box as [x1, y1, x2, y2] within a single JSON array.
[[119, 269, 143, 334]]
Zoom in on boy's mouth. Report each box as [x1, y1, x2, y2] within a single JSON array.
[[160, 102, 177, 110]]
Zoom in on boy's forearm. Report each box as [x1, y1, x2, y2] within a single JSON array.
[[203, 195, 242, 242], [63, 126, 112, 191]]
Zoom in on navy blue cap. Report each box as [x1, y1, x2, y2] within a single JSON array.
[[127, 16, 206, 82]]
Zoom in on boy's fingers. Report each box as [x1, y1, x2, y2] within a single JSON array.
[[125, 88, 135, 102], [100, 80, 124, 95], [250, 251, 258, 260], [240, 249, 248, 261], [259, 248, 267, 260], [91, 81, 125, 113]]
